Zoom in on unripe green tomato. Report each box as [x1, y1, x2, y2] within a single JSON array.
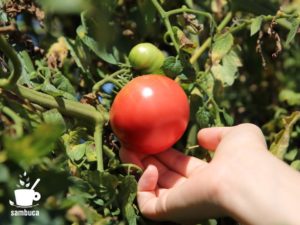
[[128, 43, 165, 74]]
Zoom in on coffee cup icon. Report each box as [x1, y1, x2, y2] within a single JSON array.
[[14, 189, 41, 206]]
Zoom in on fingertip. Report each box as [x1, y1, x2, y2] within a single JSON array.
[[138, 164, 158, 192]]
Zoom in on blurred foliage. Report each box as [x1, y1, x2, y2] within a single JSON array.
[[0, 0, 300, 224]]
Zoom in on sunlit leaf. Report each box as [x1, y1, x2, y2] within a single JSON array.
[[279, 89, 300, 106], [211, 49, 242, 87], [67, 143, 86, 161], [211, 32, 234, 63], [286, 18, 300, 45], [250, 16, 263, 36], [270, 111, 300, 159]]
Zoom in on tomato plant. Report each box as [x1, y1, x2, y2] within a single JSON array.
[[128, 43, 165, 74], [110, 75, 189, 154]]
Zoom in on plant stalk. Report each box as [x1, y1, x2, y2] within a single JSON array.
[[94, 122, 104, 171], [0, 36, 22, 89]]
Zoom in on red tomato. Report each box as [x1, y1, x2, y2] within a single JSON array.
[[110, 74, 190, 154]]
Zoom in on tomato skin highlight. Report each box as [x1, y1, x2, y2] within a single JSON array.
[[128, 43, 165, 74], [110, 75, 190, 154]]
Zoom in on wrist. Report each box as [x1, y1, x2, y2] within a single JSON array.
[[214, 150, 300, 225]]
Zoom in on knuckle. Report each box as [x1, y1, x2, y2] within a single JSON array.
[[238, 123, 262, 133]]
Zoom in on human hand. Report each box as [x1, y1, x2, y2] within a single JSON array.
[[120, 123, 300, 224]]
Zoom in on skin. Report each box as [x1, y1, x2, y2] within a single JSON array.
[[120, 123, 300, 225]]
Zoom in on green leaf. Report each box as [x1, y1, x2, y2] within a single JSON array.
[[284, 149, 298, 161], [279, 89, 300, 106], [211, 32, 234, 63], [162, 56, 183, 78], [119, 176, 138, 225], [51, 71, 76, 95], [286, 18, 300, 45], [270, 111, 300, 159], [43, 109, 67, 132], [41, 79, 76, 100], [85, 142, 97, 162], [65, 38, 90, 73], [18, 51, 35, 86], [211, 50, 242, 87], [222, 110, 234, 126], [291, 160, 300, 171], [67, 143, 86, 161], [5, 124, 63, 168], [62, 127, 88, 146], [77, 25, 117, 65], [196, 107, 211, 128], [250, 16, 263, 36]]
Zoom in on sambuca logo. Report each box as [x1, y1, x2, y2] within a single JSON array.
[[9, 171, 41, 217]]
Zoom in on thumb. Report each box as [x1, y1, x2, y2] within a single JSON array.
[[197, 127, 232, 151], [197, 123, 267, 151]]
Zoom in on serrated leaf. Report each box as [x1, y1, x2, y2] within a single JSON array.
[[250, 16, 263, 36], [270, 111, 300, 159], [211, 49, 242, 87], [162, 56, 183, 78], [23, 171, 27, 176], [9, 200, 15, 206], [211, 32, 234, 63], [62, 127, 87, 146], [286, 18, 300, 45], [20, 180, 25, 186], [25, 183, 30, 187]]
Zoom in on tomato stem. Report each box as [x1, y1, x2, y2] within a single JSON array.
[[190, 11, 298, 64], [0, 36, 22, 89], [94, 122, 104, 172], [0, 105, 24, 137], [15, 85, 109, 124], [190, 12, 233, 64], [166, 7, 217, 28], [92, 68, 128, 93]]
